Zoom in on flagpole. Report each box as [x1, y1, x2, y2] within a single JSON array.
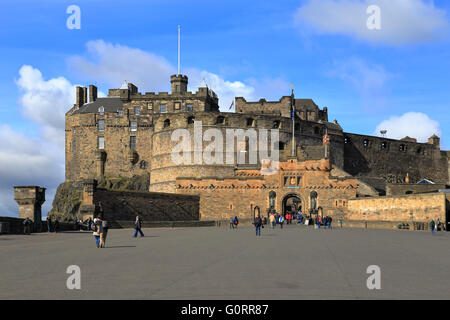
[[291, 86, 295, 157]]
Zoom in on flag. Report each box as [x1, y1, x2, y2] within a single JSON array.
[[229, 99, 234, 110], [323, 133, 330, 145], [291, 106, 295, 119]]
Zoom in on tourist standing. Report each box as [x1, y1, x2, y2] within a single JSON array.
[[233, 216, 239, 229], [254, 216, 263, 236], [101, 219, 109, 248], [54, 219, 59, 233], [436, 218, 441, 232], [92, 218, 102, 248], [46, 215, 52, 232], [87, 217, 92, 231], [23, 217, 32, 235], [134, 216, 144, 238], [430, 219, 435, 234], [327, 216, 333, 229], [279, 215, 284, 229], [229, 217, 234, 229]]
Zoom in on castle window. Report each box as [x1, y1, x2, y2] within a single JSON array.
[[187, 116, 195, 125], [98, 106, 104, 115], [314, 127, 320, 135], [216, 116, 225, 125], [277, 141, 285, 150], [134, 106, 140, 115], [98, 119, 105, 131], [160, 104, 167, 113], [148, 103, 153, 111], [130, 136, 136, 149], [98, 137, 105, 150], [273, 120, 281, 129], [130, 121, 137, 132], [363, 139, 370, 148], [246, 118, 255, 127], [186, 104, 193, 112], [174, 102, 181, 110], [399, 144, 406, 152], [176, 85, 180, 93], [381, 141, 388, 149], [117, 109, 123, 116], [416, 147, 423, 154], [344, 137, 350, 144], [163, 119, 171, 128]]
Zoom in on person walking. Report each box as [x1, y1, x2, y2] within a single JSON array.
[[254, 215, 263, 236], [436, 218, 441, 232], [430, 219, 435, 234], [53, 219, 59, 233], [134, 216, 144, 238], [46, 215, 52, 232], [100, 219, 109, 248], [275, 213, 280, 227], [327, 216, 333, 229], [233, 216, 239, 229], [92, 218, 102, 248], [269, 213, 276, 229], [73, 217, 78, 231]]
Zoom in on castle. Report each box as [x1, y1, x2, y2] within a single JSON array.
[[62, 73, 450, 226]]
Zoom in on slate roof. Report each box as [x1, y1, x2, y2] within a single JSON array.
[[71, 97, 124, 115]]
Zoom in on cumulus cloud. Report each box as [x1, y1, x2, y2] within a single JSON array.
[[16, 65, 76, 148], [68, 40, 288, 110], [295, 0, 449, 45], [0, 124, 63, 216], [374, 112, 441, 142], [327, 57, 393, 111]]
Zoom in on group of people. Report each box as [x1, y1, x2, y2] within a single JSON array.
[[46, 215, 60, 233], [229, 216, 239, 229], [430, 218, 442, 234]]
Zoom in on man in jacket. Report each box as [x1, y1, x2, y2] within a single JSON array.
[[100, 219, 109, 247], [254, 216, 263, 236], [134, 216, 144, 238]]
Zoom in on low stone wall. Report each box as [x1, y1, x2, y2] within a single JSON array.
[[386, 183, 446, 196], [110, 220, 215, 229], [0, 216, 74, 234], [337, 220, 437, 231], [347, 192, 448, 227]]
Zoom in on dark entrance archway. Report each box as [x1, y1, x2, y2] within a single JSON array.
[[282, 193, 302, 214]]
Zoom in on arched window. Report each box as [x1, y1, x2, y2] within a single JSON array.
[[163, 119, 170, 128], [187, 116, 195, 125], [269, 191, 276, 210], [310, 191, 318, 212], [98, 106, 104, 115]]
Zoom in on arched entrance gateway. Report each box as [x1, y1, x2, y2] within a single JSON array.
[[282, 193, 302, 215]]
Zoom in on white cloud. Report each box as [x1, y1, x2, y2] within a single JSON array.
[[295, 0, 449, 45], [0, 124, 63, 216], [16, 65, 76, 148], [327, 57, 393, 111], [68, 40, 288, 110], [374, 112, 441, 142]]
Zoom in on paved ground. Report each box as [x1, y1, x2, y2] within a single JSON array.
[[1, 224, 449, 300]]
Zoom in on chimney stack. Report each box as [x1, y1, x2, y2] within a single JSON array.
[[76, 86, 88, 106], [89, 85, 98, 103]]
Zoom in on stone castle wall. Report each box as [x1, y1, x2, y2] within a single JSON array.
[[347, 192, 448, 223]]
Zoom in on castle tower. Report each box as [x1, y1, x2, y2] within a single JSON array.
[[14, 186, 46, 231], [171, 74, 188, 94]]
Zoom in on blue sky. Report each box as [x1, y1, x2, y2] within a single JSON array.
[[0, 0, 449, 217]]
